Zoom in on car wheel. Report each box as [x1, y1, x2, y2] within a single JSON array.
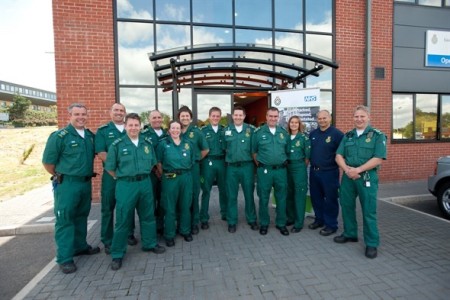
[[437, 181, 450, 220]]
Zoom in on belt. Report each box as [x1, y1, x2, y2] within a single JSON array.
[[207, 155, 225, 160], [287, 159, 305, 164], [118, 174, 150, 182], [163, 169, 190, 175], [258, 162, 287, 170], [227, 161, 253, 167], [63, 174, 93, 182], [311, 165, 338, 171]]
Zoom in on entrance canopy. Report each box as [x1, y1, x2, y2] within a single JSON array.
[[148, 43, 339, 92]]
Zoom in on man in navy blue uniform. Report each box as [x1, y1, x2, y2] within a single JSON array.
[[308, 110, 344, 236]]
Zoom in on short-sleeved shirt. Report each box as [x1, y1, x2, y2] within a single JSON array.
[[252, 124, 288, 165], [309, 126, 344, 169], [181, 124, 209, 162], [201, 124, 225, 157], [156, 136, 194, 171], [287, 132, 311, 161], [95, 121, 126, 164], [336, 126, 387, 168], [42, 123, 95, 176], [223, 123, 255, 163], [141, 127, 167, 151], [105, 135, 156, 178]]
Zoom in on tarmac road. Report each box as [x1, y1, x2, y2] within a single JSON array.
[[0, 233, 55, 300]]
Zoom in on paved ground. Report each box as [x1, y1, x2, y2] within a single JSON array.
[[1, 180, 450, 299]]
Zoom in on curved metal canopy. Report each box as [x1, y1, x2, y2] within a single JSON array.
[[148, 43, 339, 91]]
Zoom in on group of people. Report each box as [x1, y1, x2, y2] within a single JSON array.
[[42, 102, 386, 274]]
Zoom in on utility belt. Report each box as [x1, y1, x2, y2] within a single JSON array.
[[163, 169, 190, 179], [227, 161, 253, 167], [257, 162, 287, 170], [118, 174, 150, 182], [310, 165, 338, 171], [207, 155, 225, 160], [287, 159, 306, 165], [51, 173, 96, 184]]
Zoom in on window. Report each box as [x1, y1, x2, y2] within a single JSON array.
[[393, 94, 449, 141]]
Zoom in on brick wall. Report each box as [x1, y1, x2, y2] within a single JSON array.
[[53, 0, 116, 200]]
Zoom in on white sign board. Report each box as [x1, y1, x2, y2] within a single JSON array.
[[0, 112, 9, 121], [425, 30, 450, 68], [270, 88, 320, 134]]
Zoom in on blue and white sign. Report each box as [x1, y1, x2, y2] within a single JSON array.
[[426, 30, 450, 68]]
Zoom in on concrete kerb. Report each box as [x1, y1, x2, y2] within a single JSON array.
[[0, 224, 54, 237]]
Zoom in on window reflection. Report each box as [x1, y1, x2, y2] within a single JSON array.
[[416, 94, 437, 140], [393, 94, 413, 140], [158, 88, 192, 120], [306, 34, 332, 59], [120, 88, 156, 117], [235, 29, 272, 45], [275, 0, 303, 30], [307, 68, 332, 89], [306, 0, 332, 33], [193, 0, 232, 24], [235, 0, 271, 28], [275, 32, 303, 51], [418, 0, 441, 6], [118, 22, 154, 84], [117, 0, 153, 20], [320, 91, 332, 114], [193, 26, 233, 45], [155, 0, 189, 22], [441, 96, 450, 139], [156, 24, 190, 51]]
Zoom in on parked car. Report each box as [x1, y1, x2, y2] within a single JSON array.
[[428, 156, 450, 219]]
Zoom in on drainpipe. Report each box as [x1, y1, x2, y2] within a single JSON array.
[[366, 0, 372, 108]]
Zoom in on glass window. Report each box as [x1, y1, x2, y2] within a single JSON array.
[[116, 0, 153, 20], [275, 0, 303, 30], [306, 34, 332, 59], [418, 0, 441, 6], [416, 94, 437, 140], [440, 95, 450, 139], [235, 0, 272, 28], [192, 0, 232, 25], [393, 94, 413, 140], [155, 0, 189, 22], [305, 0, 332, 33], [307, 68, 332, 89], [157, 88, 192, 120], [193, 26, 233, 45], [156, 24, 191, 51], [394, 0, 415, 2], [118, 22, 155, 85], [235, 29, 272, 46], [275, 31, 303, 51], [320, 91, 332, 113], [446, 0, 450, 6], [120, 88, 156, 119]]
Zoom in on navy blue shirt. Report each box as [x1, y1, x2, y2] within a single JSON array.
[[309, 126, 344, 170]]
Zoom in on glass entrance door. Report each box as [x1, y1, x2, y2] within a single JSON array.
[[193, 91, 233, 125]]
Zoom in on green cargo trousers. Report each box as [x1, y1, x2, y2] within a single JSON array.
[[200, 158, 227, 222], [286, 161, 308, 229]]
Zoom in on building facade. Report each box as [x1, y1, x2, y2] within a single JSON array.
[[0, 80, 56, 112], [52, 0, 450, 199]]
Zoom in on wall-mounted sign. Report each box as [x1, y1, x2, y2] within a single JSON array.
[[0, 112, 9, 121], [425, 30, 450, 68]]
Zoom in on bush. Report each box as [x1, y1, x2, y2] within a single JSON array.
[[13, 110, 57, 127]]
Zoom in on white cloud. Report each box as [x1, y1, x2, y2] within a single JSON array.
[[0, 0, 55, 91]]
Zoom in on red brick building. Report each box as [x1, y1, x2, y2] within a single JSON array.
[[52, 0, 450, 200]]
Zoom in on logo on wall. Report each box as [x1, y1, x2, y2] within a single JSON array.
[[274, 96, 281, 106]]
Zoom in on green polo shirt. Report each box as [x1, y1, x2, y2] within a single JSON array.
[[336, 126, 387, 167], [95, 121, 126, 162], [105, 135, 156, 177], [141, 126, 167, 150], [181, 124, 209, 161], [223, 123, 255, 163], [156, 137, 194, 171], [42, 124, 95, 176], [287, 133, 311, 161], [201, 124, 225, 156], [252, 124, 288, 165]]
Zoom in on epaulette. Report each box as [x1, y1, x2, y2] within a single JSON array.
[[249, 124, 256, 129], [98, 123, 109, 130], [345, 130, 354, 138], [254, 127, 261, 133], [57, 129, 69, 138], [279, 126, 288, 133], [141, 127, 150, 134], [86, 128, 94, 136], [111, 137, 122, 146], [144, 136, 153, 144]]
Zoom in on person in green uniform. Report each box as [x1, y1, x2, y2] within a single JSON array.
[[105, 113, 165, 271], [334, 105, 386, 259], [286, 116, 311, 233], [178, 106, 209, 235], [223, 106, 258, 233], [141, 110, 168, 236], [200, 107, 227, 230], [42, 103, 100, 274], [156, 120, 194, 247], [96, 103, 138, 254], [252, 107, 289, 236]]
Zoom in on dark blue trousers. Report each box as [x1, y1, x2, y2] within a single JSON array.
[[309, 168, 340, 230]]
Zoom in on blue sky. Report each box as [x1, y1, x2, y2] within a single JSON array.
[[0, 0, 55, 91]]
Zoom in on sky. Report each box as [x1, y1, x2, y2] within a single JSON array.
[[0, 0, 55, 92]]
